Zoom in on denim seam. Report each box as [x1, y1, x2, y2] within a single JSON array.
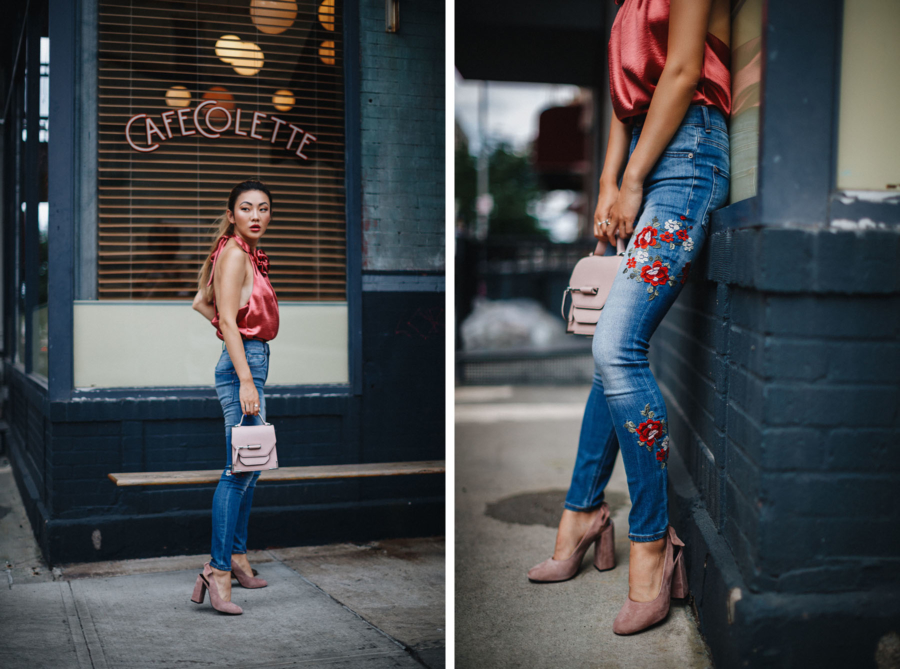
[[699, 137, 729, 154], [581, 428, 617, 508], [684, 128, 699, 218], [628, 530, 668, 542], [699, 166, 720, 228], [564, 500, 607, 512]]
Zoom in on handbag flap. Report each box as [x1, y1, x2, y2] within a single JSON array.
[[572, 306, 602, 324], [569, 254, 623, 310], [231, 424, 276, 458]]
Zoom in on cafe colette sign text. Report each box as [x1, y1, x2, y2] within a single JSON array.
[[125, 100, 318, 159]]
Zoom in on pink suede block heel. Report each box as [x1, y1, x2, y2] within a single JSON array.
[[593, 519, 616, 572], [671, 545, 687, 599], [231, 561, 268, 589], [612, 526, 686, 635], [191, 563, 243, 615], [191, 575, 206, 604], [527, 503, 614, 583]]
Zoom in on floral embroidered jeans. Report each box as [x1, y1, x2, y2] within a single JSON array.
[[210, 338, 269, 572], [564, 105, 730, 542]]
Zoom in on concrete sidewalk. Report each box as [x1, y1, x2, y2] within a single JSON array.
[[0, 459, 444, 669], [455, 385, 713, 669]]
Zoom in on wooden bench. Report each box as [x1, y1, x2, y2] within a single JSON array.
[[108, 460, 445, 487]]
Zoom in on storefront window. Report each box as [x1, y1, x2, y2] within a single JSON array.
[[33, 36, 50, 378], [836, 0, 900, 190], [11, 7, 49, 379], [728, 0, 762, 204], [97, 0, 346, 301], [73, 0, 349, 388]]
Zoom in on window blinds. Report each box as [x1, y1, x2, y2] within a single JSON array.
[[97, 0, 345, 301]]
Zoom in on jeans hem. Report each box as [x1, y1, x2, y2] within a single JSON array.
[[209, 559, 231, 571], [563, 499, 605, 512], [628, 530, 668, 542]]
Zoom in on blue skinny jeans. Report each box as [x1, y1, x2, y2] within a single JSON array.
[[565, 105, 730, 542], [210, 338, 269, 571]]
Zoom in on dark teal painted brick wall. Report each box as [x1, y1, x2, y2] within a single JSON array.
[[359, 0, 445, 270]]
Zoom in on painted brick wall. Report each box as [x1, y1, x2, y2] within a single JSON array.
[[650, 230, 900, 598], [359, 0, 445, 271]]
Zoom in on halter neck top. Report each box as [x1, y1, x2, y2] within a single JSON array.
[[207, 234, 280, 342], [608, 0, 732, 123]]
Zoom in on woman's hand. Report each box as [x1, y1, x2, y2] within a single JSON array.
[[239, 380, 261, 416], [604, 175, 644, 245], [593, 181, 620, 241]]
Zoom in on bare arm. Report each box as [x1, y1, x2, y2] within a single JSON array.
[[213, 246, 261, 416], [192, 289, 216, 322], [593, 113, 632, 240], [604, 0, 712, 243]]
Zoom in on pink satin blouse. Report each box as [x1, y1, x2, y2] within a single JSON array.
[[608, 0, 732, 123], [207, 234, 280, 342]]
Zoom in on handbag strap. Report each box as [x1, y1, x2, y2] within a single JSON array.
[[593, 237, 626, 256], [235, 414, 273, 428]]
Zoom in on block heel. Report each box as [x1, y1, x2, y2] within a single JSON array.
[[191, 575, 207, 604], [612, 526, 686, 635], [593, 519, 616, 572], [671, 544, 687, 599], [191, 564, 243, 615], [527, 502, 614, 583]]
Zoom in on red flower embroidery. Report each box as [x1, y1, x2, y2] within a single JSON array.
[[255, 250, 270, 277], [636, 419, 664, 447], [680, 261, 692, 284], [634, 227, 658, 249], [676, 229, 690, 241], [626, 258, 637, 268], [640, 261, 669, 287], [660, 232, 675, 243], [656, 448, 668, 462], [680, 215, 686, 220]]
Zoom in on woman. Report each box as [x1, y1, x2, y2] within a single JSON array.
[[189, 180, 280, 615], [527, 0, 731, 635]]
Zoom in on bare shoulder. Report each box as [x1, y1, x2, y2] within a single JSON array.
[[215, 243, 249, 279]]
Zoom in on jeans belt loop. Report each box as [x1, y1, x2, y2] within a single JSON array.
[[702, 105, 711, 133]]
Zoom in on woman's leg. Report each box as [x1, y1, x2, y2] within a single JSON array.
[[209, 341, 269, 593], [594, 106, 730, 599], [230, 344, 269, 570], [231, 379, 265, 558], [553, 369, 620, 559]]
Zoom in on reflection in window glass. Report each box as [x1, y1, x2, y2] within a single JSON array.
[[33, 36, 50, 378], [728, 0, 762, 204], [836, 0, 900, 190], [97, 0, 346, 302]]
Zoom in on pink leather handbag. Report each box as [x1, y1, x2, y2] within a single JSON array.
[[562, 237, 626, 336], [231, 415, 278, 473]]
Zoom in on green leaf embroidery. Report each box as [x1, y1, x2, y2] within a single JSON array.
[[624, 420, 637, 433]]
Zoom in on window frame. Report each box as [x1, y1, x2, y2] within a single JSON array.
[[709, 0, 900, 232]]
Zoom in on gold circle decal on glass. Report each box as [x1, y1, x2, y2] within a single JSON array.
[[215, 35, 243, 63], [231, 41, 265, 76], [165, 85, 191, 108], [318, 0, 335, 31], [250, 0, 298, 35], [272, 89, 296, 112], [319, 40, 335, 65], [203, 87, 235, 122]]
